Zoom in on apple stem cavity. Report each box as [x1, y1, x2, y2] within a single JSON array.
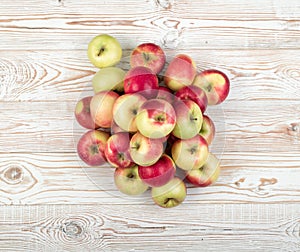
[[143, 52, 150, 62], [90, 145, 99, 154], [97, 47, 105, 57]]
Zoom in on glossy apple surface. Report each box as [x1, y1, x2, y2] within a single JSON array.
[[138, 154, 176, 187], [77, 130, 110, 166], [193, 69, 230, 105], [75, 96, 99, 129], [92, 67, 125, 93], [172, 134, 209, 171], [113, 93, 147, 132], [114, 165, 149, 196], [186, 153, 220, 187], [104, 132, 133, 168], [151, 177, 186, 208], [130, 43, 166, 74], [87, 34, 122, 68], [136, 99, 176, 139], [199, 115, 215, 145], [129, 132, 163, 166], [90, 91, 119, 128], [172, 99, 203, 139], [164, 54, 197, 91], [124, 66, 159, 99]]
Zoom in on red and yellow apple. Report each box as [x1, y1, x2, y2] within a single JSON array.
[[75, 96, 99, 129], [193, 69, 230, 105], [199, 115, 215, 145]]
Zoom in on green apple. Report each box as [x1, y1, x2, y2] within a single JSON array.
[[114, 165, 149, 196], [151, 177, 186, 208], [87, 34, 122, 68], [92, 67, 126, 93]]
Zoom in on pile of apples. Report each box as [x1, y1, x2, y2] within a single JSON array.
[[75, 34, 230, 208]]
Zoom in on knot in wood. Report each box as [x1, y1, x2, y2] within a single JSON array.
[[155, 0, 173, 10], [62, 221, 83, 238], [3, 166, 23, 184]]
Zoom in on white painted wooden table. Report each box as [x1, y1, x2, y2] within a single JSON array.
[[1, 0, 300, 251]]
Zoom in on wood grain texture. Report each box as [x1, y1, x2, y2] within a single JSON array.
[[0, 152, 300, 205], [0, 0, 300, 50], [0, 49, 300, 102], [0, 204, 299, 251]]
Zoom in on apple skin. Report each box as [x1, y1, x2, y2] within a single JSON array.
[[87, 34, 122, 68], [156, 86, 174, 104], [129, 132, 164, 166], [164, 54, 197, 91], [114, 165, 149, 196], [175, 85, 208, 113], [92, 67, 125, 93], [199, 115, 215, 145], [75, 96, 99, 129], [193, 69, 230, 105], [124, 66, 159, 99], [172, 99, 203, 139], [136, 99, 176, 139], [138, 154, 176, 187], [104, 132, 134, 168], [151, 177, 186, 208], [113, 93, 147, 132], [111, 120, 126, 134], [186, 153, 220, 187], [130, 43, 166, 74], [90, 91, 119, 128], [171, 135, 209, 171], [77, 130, 110, 166]]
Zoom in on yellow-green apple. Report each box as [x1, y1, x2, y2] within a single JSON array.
[[129, 132, 163, 166], [112, 93, 147, 132], [130, 43, 166, 74], [171, 135, 208, 171], [193, 69, 230, 105], [136, 99, 176, 139], [138, 154, 176, 187], [77, 130, 110, 166], [124, 66, 159, 99], [114, 165, 149, 196], [111, 120, 126, 134], [186, 153, 220, 187], [87, 34, 122, 68], [151, 177, 186, 208], [92, 67, 125, 93], [175, 85, 208, 113], [199, 115, 215, 145], [75, 96, 99, 129], [172, 99, 203, 139], [164, 54, 197, 91], [104, 132, 133, 168], [90, 91, 119, 128]]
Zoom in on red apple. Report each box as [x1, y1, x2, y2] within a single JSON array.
[[136, 99, 176, 139], [104, 132, 134, 168], [75, 96, 99, 129], [175, 85, 208, 113], [156, 86, 174, 104], [164, 54, 197, 91], [77, 130, 110, 166], [124, 66, 159, 99], [129, 132, 164, 166], [138, 154, 176, 187], [199, 115, 215, 145], [186, 153, 220, 187], [90, 91, 119, 128], [193, 69, 230, 105], [110, 120, 126, 134], [130, 43, 166, 74]]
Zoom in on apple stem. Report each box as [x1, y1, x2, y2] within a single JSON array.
[[97, 48, 105, 56], [143, 52, 150, 62]]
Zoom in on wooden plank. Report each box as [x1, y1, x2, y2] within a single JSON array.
[[0, 204, 299, 251], [0, 100, 299, 153], [0, 49, 300, 102], [0, 1, 299, 50], [0, 152, 299, 205]]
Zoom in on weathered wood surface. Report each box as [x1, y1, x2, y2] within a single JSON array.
[[1, 0, 300, 251]]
